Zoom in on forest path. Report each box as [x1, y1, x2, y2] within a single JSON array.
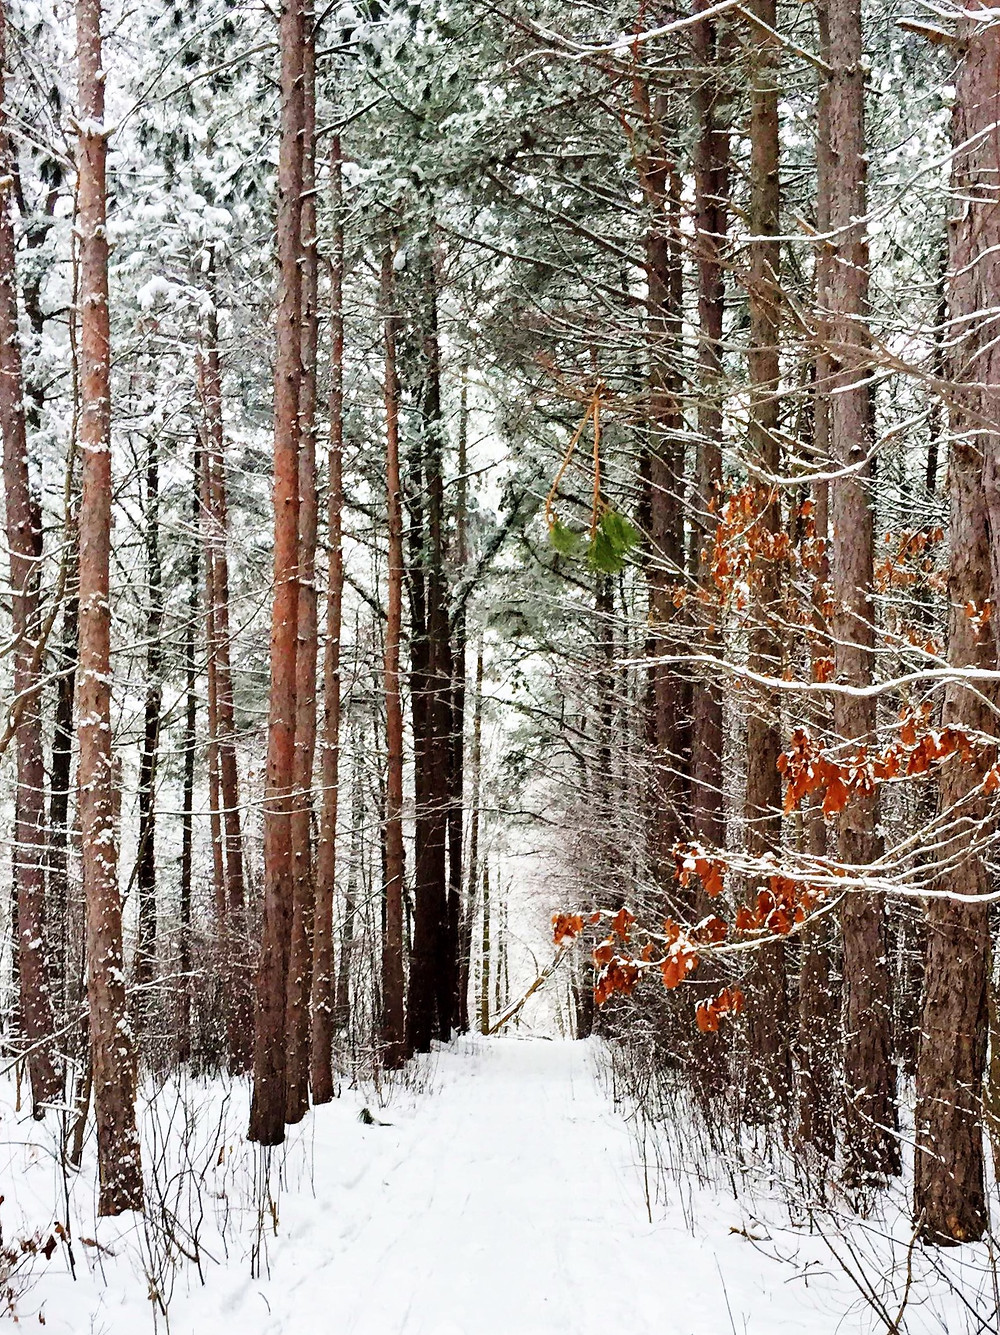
[[218, 1035, 842, 1335], [46, 1036, 863, 1334]]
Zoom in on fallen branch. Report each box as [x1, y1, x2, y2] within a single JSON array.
[[488, 946, 569, 1034]]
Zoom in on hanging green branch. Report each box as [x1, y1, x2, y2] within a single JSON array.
[[544, 386, 639, 574]]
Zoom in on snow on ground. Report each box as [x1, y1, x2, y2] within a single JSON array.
[[0, 1036, 996, 1333]]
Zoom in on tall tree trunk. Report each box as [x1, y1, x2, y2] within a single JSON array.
[[199, 298, 252, 1071], [479, 862, 490, 1036], [824, 0, 899, 1184], [198, 426, 226, 946], [285, 11, 318, 1125], [638, 84, 687, 879], [689, 0, 727, 853], [447, 369, 468, 1034], [48, 583, 78, 1025], [742, 0, 791, 1120], [249, 0, 304, 1146], [458, 639, 484, 1031], [177, 452, 200, 1066], [406, 233, 453, 1051], [0, 0, 61, 1114], [133, 437, 162, 1031], [74, 0, 143, 1211], [311, 136, 345, 1104], [333, 738, 363, 1033], [913, 431, 995, 1237], [795, 0, 837, 1161], [915, 0, 1000, 1239], [381, 237, 406, 1067]]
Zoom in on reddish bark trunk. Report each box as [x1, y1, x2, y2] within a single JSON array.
[[824, 0, 899, 1182], [249, 0, 304, 1146], [311, 137, 345, 1104], [74, 0, 143, 1212], [743, 0, 791, 1118], [915, 0, 1000, 1239], [285, 13, 318, 1125]]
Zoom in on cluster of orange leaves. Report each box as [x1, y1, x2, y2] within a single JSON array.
[[592, 907, 647, 1005], [709, 485, 798, 602], [874, 527, 944, 593], [777, 708, 997, 818], [673, 843, 725, 899], [695, 986, 745, 1033], [733, 875, 824, 936]]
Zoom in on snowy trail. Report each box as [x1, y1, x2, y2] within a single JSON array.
[[28, 1036, 867, 1334]]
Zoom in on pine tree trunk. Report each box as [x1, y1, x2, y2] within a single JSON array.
[[199, 299, 252, 1071], [689, 0, 727, 853], [285, 13, 318, 1125], [914, 1, 1000, 1237], [249, 0, 304, 1146], [381, 238, 406, 1067], [639, 93, 687, 878], [74, 0, 143, 1211], [198, 440, 226, 939], [177, 453, 199, 1066], [333, 743, 362, 1034], [48, 583, 78, 1026], [0, 0, 61, 1114], [133, 437, 162, 1033], [311, 135, 345, 1105], [458, 641, 484, 1030], [405, 233, 452, 1052], [795, 0, 837, 1161], [479, 863, 490, 1036], [450, 368, 470, 1033], [822, 0, 899, 1183], [743, 0, 791, 1119]]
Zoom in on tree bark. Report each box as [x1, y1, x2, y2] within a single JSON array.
[[639, 91, 687, 878], [333, 740, 363, 1034], [132, 436, 162, 1032], [915, 0, 1000, 1238], [742, 0, 791, 1119], [285, 11, 318, 1125], [381, 237, 406, 1067], [457, 638, 483, 1032], [177, 452, 199, 1065], [823, 0, 900, 1184], [199, 444, 226, 938], [199, 296, 252, 1071], [48, 582, 78, 1026], [249, 0, 304, 1145], [74, 0, 143, 1211], [405, 231, 453, 1052], [689, 0, 727, 853], [311, 136, 345, 1105], [0, 0, 61, 1114]]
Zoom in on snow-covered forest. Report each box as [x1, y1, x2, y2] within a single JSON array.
[[1, 0, 1000, 1328]]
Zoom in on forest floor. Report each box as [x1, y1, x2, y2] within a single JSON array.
[[2, 1036, 998, 1334]]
